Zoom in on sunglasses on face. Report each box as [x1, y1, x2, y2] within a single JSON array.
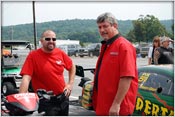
[[44, 37, 56, 41]]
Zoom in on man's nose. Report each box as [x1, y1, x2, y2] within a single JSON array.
[[99, 27, 105, 32]]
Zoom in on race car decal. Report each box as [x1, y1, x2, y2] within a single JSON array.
[[135, 97, 174, 116], [139, 85, 156, 92], [138, 73, 157, 92], [139, 73, 150, 83]]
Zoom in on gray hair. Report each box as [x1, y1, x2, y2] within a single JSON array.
[[96, 12, 118, 25]]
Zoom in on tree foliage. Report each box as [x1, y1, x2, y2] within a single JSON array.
[[1, 18, 173, 44], [128, 15, 172, 43]]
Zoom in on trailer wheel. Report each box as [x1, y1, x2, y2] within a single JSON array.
[[2, 82, 17, 96], [75, 52, 79, 57]]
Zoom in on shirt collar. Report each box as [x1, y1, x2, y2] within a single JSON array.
[[101, 33, 121, 45]]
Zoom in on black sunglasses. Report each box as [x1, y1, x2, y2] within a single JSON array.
[[44, 37, 56, 41]]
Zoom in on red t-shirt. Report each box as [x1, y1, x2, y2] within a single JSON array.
[[92, 36, 138, 115], [20, 48, 73, 95]]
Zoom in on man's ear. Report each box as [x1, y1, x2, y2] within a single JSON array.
[[40, 39, 44, 45], [40, 38, 44, 43]]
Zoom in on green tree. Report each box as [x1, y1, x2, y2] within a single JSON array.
[[126, 30, 136, 42], [131, 15, 169, 43], [2, 19, 173, 43]]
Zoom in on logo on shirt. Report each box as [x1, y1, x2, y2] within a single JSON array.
[[110, 52, 118, 56], [56, 60, 62, 65]]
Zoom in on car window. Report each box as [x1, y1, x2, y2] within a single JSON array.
[[67, 44, 80, 48], [68, 45, 73, 48], [138, 72, 174, 96]]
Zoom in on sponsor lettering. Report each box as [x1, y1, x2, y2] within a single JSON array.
[[135, 97, 174, 116], [14, 93, 36, 99]]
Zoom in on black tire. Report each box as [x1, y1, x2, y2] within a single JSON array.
[[141, 54, 146, 58], [2, 82, 17, 96], [80, 55, 84, 58], [74, 52, 79, 57]]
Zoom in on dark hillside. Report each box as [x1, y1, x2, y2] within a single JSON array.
[[2, 19, 173, 43]]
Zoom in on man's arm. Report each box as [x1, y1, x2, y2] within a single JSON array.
[[148, 47, 153, 65], [109, 77, 132, 116], [19, 75, 31, 93], [64, 63, 76, 97], [148, 58, 152, 65]]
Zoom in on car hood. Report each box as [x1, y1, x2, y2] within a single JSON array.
[[138, 64, 174, 78]]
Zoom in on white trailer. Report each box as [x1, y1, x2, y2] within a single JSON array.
[[39, 39, 80, 54], [56, 39, 79, 46]]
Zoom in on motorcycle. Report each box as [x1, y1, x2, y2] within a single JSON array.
[[1, 89, 67, 116], [1, 92, 39, 116], [1, 65, 95, 116]]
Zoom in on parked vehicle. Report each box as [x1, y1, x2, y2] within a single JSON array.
[[139, 43, 152, 58], [133, 44, 140, 54], [1, 93, 39, 116], [1, 40, 32, 96], [140, 46, 151, 58], [78, 47, 89, 57], [134, 64, 174, 116], [88, 43, 101, 57], [79, 43, 101, 57], [67, 44, 81, 57]]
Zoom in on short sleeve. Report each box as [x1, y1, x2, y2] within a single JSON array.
[[62, 51, 73, 70], [20, 52, 34, 76], [148, 47, 153, 58], [119, 43, 136, 78]]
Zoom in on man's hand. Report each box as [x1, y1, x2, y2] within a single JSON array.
[[109, 77, 132, 116], [64, 64, 75, 97], [109, 103, 120, 116], [64, 84, 73, 97]]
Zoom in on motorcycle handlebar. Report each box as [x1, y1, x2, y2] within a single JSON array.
[[36, 89, 66, 102]]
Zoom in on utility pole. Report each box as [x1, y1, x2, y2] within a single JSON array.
[[11, 26, 13, 40], [33, 1, 37, 50]]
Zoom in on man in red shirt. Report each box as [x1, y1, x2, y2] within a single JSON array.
[[92, 12, 138, 116], [19, 30, 76, 115]]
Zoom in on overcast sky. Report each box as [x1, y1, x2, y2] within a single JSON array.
[[1, 1, 174, 26]]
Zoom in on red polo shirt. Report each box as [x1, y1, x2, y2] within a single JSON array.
[[20, 48, 73, 95], [92, 36, 138, 115]]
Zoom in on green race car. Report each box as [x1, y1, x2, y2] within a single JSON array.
[[133, 64, 174, 116]]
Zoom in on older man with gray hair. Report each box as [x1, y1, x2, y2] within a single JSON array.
[[92, 12, 138, 116], [154, 36, 174, 64]]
